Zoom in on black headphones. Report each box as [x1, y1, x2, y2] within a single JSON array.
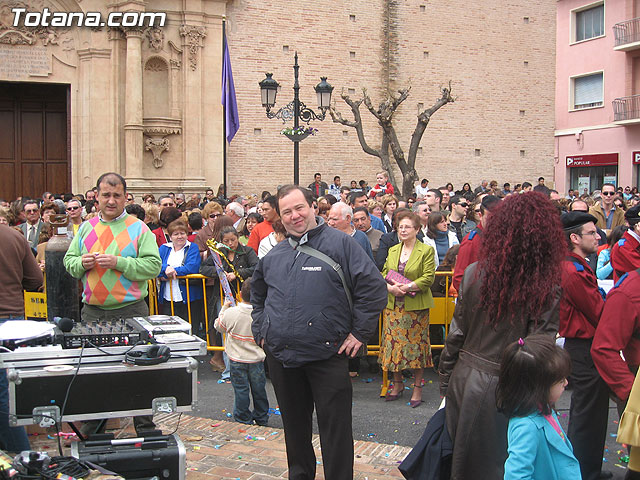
[[125, 345, 171, 366]]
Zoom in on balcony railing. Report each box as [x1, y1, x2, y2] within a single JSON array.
[[614, 18, 640, 49], [613, 95, 640, 122]]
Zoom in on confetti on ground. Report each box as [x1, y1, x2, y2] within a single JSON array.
[[188, 468, 198, 471], [238, 429, 246, 433], [186, 436, 203, 441], [611, 433, 618, 437], [621, 455, 630, 463], [362, 378, 373, 383], [412, 421, 420, 425], [211, 423, 221, 427], [616, 464, 626, 469], [193, 446, 200, 451], [214, 445, 222, 449], [367, 433, 376, 437], [226, 413, 232, 418]]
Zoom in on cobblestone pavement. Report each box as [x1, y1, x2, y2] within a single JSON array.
[[27, 413, 411, 480]]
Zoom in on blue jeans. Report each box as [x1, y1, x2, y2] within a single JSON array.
[[229, 360, 269, 425], [0, 317, 30, 452]]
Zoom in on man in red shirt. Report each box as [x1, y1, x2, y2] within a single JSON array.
[[592, 268, 640, 405], [611, 204, 640, 281], [247, 196, 279, 254], [451, 195, 500, 291], [560, 211, 609, 480]]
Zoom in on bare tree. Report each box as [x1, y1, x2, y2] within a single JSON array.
[[330, 83, 454, 198]]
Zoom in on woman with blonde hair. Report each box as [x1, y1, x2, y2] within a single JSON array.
[[142, 203, 160, 230], [194, 201, 224, 252]]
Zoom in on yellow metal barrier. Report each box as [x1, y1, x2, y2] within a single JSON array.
[[24, 291, 47, 319], [26, 269, 455, 392]]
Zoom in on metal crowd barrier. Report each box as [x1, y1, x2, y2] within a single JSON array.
[[25, 271, 456, 392]]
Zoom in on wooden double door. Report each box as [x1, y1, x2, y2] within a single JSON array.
[[0, 82, 69, 201]]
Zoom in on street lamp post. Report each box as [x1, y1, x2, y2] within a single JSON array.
[[259, 52, 333, 185]]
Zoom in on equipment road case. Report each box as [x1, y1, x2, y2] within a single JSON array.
[[5, 356, 198, 426], [71, 433, 186, 480]]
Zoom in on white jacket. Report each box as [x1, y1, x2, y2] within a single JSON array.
[[421, 231, 459, 267]]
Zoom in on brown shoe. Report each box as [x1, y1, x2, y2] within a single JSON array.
[[210, 358, 225, 372]]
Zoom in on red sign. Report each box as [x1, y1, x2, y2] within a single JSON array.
[[634, 151, 640, 164], [566, 153, 619, 168]]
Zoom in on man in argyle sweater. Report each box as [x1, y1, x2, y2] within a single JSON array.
[[64, 172, 161, 435], [65, 172, 161, 320]]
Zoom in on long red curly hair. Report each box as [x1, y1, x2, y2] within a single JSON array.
[[478, 192, 565, 324]]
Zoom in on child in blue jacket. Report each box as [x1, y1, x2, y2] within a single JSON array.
[[496, 335, 582, 480]]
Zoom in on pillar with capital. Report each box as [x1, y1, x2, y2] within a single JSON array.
[[123, 27, 145, 181]]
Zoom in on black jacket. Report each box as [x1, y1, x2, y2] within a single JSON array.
[[251, 219, 387, 367], [399, 407, 452, 480], [200, 243, 259, 292]]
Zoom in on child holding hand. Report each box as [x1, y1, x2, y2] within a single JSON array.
[[496, 335, 581, 480]]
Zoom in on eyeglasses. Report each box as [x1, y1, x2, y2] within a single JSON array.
[[209, 213, 221, 219], [576, 231, 599, 237], [602, 191, 616, 196], [127, 197, 134, 201], [458, 203, 468, 208], [67, 206, 80, 211], [474, 208, 481, 213], [25, 209, 38, 214]]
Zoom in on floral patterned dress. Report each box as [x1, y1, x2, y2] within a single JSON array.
[[379, 260, 432, 371]]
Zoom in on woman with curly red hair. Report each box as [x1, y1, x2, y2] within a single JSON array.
[[438, 192, 565, 480]]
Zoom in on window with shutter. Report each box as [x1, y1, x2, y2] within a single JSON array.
[[573, 73, 604, 109]]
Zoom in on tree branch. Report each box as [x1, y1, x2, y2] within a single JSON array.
[[407, 82, 455, 169], [330, 92, 381, 158]]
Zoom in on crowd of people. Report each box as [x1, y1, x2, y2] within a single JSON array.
[[2, 169, 640, 480]]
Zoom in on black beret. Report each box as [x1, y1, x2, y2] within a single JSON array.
[[561, 211, 598, 230], [626, 204, 640, 225]]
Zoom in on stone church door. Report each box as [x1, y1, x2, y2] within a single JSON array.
[[0, 82, 69, 201]]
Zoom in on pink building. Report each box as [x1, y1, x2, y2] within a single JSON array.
[[556, 0, 640, 195]]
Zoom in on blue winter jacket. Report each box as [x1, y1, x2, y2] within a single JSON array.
[[251, 219, 388, 367]]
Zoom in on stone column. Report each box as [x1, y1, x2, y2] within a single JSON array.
[[179, 25, 207, 186], [123, 27, 145, 179]]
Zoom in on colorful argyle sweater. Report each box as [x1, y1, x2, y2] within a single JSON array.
[[64, 213, 161, 309]]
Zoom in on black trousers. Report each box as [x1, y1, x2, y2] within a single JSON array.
[[565, 338, 611, 480], [266, 352, 354, 480]]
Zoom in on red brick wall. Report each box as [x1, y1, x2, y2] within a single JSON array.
[[224, 0, 556, 196]]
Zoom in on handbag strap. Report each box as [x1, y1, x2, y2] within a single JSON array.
[[288, 237, 353, 311]]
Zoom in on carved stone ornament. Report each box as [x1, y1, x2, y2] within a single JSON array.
[[0, 1, 64, 46], [145, 137, 170, 168], [146, 27, 163, 51], [179, 25, 205, 71]]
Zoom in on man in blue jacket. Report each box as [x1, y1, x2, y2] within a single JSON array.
[[251, 185, 388, 480]]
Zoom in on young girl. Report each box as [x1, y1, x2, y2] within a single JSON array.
[[496, 335, 581, 480]]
